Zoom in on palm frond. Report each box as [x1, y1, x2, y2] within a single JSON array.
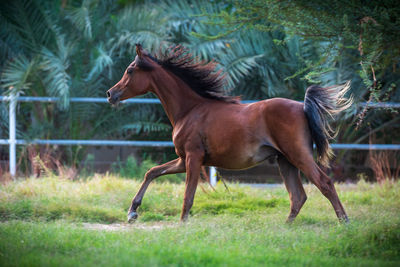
[[1, 55, 37, 94], [109, 5, 171, 57], [216, 36, 264, 91], [2, 0, 54, 52], [0, 13, 24, 63], [186, 37, 228, 61], [86, 44, 113, 81], [66, 0, 95, 40], [162, 0, 223, 36], [40, 35, 73, 109]]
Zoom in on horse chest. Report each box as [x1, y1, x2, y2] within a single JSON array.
[[172, 125, 204, 157]]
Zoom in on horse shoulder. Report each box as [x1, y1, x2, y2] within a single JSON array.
[[172, 109, 209, 158]]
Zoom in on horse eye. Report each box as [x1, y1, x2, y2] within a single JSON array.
[[127, 68, 133, 74]]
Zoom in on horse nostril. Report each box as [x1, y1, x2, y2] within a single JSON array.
[[106, 91, 111, 98]]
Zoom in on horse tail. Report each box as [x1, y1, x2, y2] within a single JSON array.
[[303, 81, 352, 167]]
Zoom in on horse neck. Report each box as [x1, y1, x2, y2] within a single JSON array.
[[149, 71, 206, 126]]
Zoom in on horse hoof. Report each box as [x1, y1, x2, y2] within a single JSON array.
[[127, 211, 138, 223]]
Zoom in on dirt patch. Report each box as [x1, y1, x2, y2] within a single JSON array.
[[80, 222, 176, 232]]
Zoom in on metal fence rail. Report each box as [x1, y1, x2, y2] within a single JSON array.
[[0, 96, 161, 104], [1, 96, 400, 107], [0, 139, 174, 146], [1, 139, 399, 150], [1, 95, 400, 179]]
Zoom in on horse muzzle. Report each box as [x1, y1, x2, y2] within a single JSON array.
[[106, 89, 123, 105]]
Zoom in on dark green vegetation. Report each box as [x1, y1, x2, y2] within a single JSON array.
[[210, 0, 400, 89], [0, 176, 399, 266], [1, 0, 399, 175]]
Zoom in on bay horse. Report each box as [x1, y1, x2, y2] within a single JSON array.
[[107, 44, 352, 223]]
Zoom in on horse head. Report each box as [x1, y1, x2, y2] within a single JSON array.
[[106, 44, 156, 105]]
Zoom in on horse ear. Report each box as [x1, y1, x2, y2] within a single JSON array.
[[136, 43, 143, 57]]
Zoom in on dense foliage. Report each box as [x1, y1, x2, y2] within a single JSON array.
[[0, 0, 399, 174], [208, 0, 400, 92]]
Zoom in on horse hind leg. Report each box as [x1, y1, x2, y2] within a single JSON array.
[[314, 166, 348, 222], [293, 154, 349, 222], [277, 156, 307, 223]]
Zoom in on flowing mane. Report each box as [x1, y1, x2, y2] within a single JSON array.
[[152, 46, 240, 104]]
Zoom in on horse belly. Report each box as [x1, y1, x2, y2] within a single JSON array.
[[205, 139, 273, 170]]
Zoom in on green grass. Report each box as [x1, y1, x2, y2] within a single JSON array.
[[0, 175, 399, 266]]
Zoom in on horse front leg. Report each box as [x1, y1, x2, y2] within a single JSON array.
[[128, 158, 185, 222], [180, 152, 203, 221]]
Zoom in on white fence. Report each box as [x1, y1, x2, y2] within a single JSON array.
[[1, 94, 400, 181]]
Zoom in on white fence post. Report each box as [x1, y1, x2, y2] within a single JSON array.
[[9, 92, 17, 178], [209, 166, 217, 187]]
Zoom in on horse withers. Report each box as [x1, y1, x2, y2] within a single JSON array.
[[107, 44, 352, 223]]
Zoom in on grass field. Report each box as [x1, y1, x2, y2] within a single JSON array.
[[0, 175, 399, 266]]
